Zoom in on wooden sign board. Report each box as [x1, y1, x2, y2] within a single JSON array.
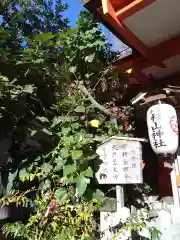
[[100, 210, 131, 240], [100, 212, 117, 240], [96, 137, 145, 184]]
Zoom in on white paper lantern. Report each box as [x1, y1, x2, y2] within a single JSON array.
[[147, 103, 179, 155]]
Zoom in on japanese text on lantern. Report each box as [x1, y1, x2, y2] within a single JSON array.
[[149, 108, 167, 149], [169, 116, 178, 135], [96, 138, 143, 184]]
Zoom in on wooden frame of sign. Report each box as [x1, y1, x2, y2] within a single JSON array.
[[96, 136, 147, 184]]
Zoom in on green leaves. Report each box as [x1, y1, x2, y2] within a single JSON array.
[[37, 116, 49, 123], [54, 156, 65, 171], [22, 48, 34, 54], [63, 164, 76, 177], [100, 197, 117, 212], [85, 53, 95, 63], [55, 188, 69, 204], [84, 167, 93, 178], [92, 189, 104, 201], [39, 179, 51, 191], [74, 106, 85, 113], [60, 148, 69, 158], [71, 123, 80, 130], [0, 3, 131, 239], [51, 116, 78, 127], [52, 116, 61, 128], [71, 150, 83, 160], [6, 170, 18, 193], [69, 66, 77, 73], [76, 175, 90, 196], [61, 135, 74, 144], [19, 169, 29, 182], [94, 135, 106, 142], [23, 84, 34, 94], [150, 228, 161, 240], [0, 76, 9, 82], [34, 32, 55, 41], [42, 128, 52, 135], [33, 59, 44, 64], [62, 127, 71, 135], [0, 26, 8, 36], [41, 163, 53, 175]]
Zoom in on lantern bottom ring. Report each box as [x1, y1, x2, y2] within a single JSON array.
[[158, 153, 175, 159]]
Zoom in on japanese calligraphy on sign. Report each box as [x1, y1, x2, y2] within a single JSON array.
[[96, 137, 144, 184], [149, 108, 166, 149], [100, 212, 116, 240]]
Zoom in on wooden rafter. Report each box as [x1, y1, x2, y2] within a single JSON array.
[[114, 35, 180, 73], [100, 0, 165, 68], [116, 0, 156, 21]]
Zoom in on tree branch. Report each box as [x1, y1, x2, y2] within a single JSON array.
[[78, 84, 127, 119], [79, 84, 117, 117]]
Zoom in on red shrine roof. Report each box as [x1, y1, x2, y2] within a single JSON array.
[[82, 0, 180, 84]]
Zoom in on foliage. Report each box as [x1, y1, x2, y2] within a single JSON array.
[[113, 208, 161, 240], [3, 200, 98, 240], [0, 0, 69, 34], [0, 1, 133, 239]]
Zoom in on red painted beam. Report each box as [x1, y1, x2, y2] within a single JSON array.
[[114, 56, 150, 72], [112, 0, 134, 10], [100, 0, 165, 68], [116, 0, 156, 21], [114, 35, 180, 72], [126, 69, 180, 86], [132, 71, 149, 84], [100, 0, 150, 58], [163, 72, 180, 84]]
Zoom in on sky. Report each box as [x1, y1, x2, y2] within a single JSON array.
[[64, 0, 84, 27], [62, 0, 129, 53]]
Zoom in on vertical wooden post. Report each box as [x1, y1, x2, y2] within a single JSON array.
[[116, 185, 124, 210], [170, 162, 180, 209]]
